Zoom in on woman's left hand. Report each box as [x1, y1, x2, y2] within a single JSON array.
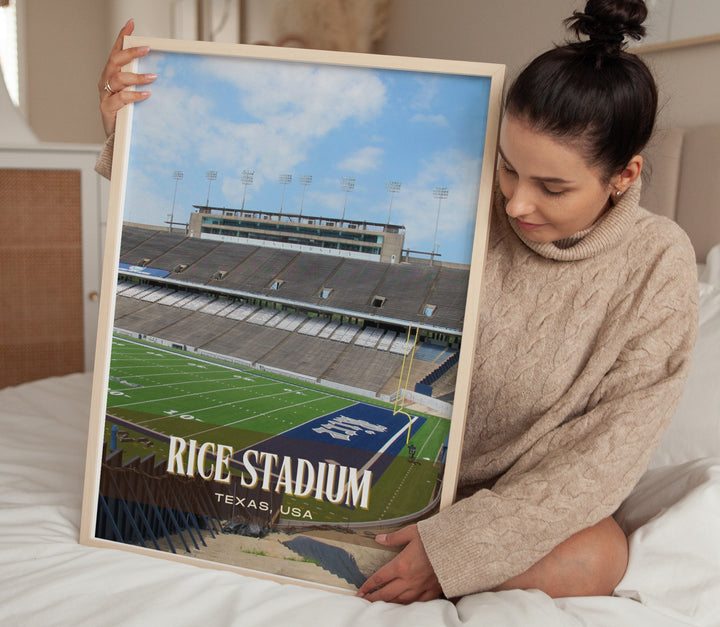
[[356, 524, 442, 603]]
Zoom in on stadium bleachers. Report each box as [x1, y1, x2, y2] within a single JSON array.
[[115, 283, 444, 398], [177, 244, 259, 285], [141, 287, 176, 303], [297, 317, 329, 337], [151, 311, 239, 348], [222, 247, 298, 292], [375, 330, 397, 352], [180, 294, 217, 311], [424, 266, 472, 330], [147, 236, 220, 272], [114, 297, 195, 335], [225, 303, 259, 321], [120, 229, 186, 266], [119, 225, 159, 256], [117, 226, 469, 332], [157, 291, 189, 307], [200, 298, 233, 315], [355, 326, 386, 349], [114, 223, 470, 400]]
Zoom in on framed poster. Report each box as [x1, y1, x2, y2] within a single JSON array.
[[80, 36, 504, 594]]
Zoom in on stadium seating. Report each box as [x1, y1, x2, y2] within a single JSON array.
[[119, 226, 469, 331], [115, 225, 472, 398]]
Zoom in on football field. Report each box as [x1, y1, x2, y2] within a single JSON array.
[[106, 334, 450, 524]]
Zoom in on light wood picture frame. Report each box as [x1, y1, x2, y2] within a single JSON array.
[[80, 35, 504, 594]]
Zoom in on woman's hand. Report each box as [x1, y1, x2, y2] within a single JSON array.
[[98, 19, 156, 137], [356, 524, 442, 604]]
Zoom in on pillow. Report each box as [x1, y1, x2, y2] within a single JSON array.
[[649, 244, 720, 468]]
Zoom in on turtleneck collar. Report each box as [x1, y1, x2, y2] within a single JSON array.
[[503, 179, 642, 261]]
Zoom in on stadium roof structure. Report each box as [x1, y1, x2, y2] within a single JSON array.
[[118, 225, 470, 335]]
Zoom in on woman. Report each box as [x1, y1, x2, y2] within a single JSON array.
[[97, 0, 698, 604]]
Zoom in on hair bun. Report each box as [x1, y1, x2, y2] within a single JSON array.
[[565, 0, 648, 52]]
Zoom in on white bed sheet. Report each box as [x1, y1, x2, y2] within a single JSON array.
[[1, 373, 718, 627]]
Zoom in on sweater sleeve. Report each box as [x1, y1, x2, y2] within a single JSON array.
[[417, 236, 699, 599], [94, 133, 114, 180]]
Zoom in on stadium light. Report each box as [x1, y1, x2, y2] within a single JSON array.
[[431, 186, 449, 265], [298, 174, 312, 217], [205, 170, 217, 207], [240, 169, 254, 211], [340, 176, 355, 222], [169, 170, 184, 232], [386, 180, 401, 224], [278, 173, 292, 217]]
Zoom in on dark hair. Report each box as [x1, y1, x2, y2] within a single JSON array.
[[505, 0, 657, 182]]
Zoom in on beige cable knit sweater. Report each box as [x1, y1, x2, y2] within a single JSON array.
[[417, 180, 698, 598]]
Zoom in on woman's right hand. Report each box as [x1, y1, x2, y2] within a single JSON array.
[[98, 19, 157, 137]]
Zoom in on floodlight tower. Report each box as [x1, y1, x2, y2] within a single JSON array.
[[169, 170, 183, 231], [340, 176, 355, 222], [431, 186, 448, 265], [278, 173, 292, 217], [205, 170, 217, 207], [240, 169, 254, 211], [298, 175, 312, 217], [386, 180, 401, 224]]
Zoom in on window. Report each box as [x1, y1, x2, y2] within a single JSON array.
[[269, 280, 284, 290], [371, 295, 386, 308], [320, 287, 333, 299], [423, 304, 437, 317]]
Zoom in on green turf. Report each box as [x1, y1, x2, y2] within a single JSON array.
[[105, 334, 451, 524]]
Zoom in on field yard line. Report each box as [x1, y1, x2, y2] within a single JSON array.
[[189, 395, 344, 439], [116, 377, 277, 391], [113, 337, 254, 374], [416, 418, 441, 458], [109, 385, 273, 408], [112, 337, 355, 403], [111, 369, 241, 379], [110, 363, 193, 371], [111, 336, 411, 424], [357, 416, 419, 476]]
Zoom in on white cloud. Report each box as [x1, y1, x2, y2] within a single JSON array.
[[410, 113, 449, 126], [337, 146, 384, 173], [127, 52, 389, 214], [389, 149, 483, 263]]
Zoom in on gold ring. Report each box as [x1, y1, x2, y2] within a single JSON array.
[[104, 79, 118, 95]]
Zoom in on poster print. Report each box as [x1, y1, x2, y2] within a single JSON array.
[[81, 36, 504, 593]]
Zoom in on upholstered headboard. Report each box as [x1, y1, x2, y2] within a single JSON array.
[[641, 125, 720, 262]]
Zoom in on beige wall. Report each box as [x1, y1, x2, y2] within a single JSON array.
[[379, 0, 720, 131], [379, 0, 574, 81], [23, 0, 176, 144], [640, 40, 720, 128], [25, 0, 108, 143], [18, 0, 720, 144]]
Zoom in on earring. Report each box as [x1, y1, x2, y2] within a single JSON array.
[[615, 190, 622, 197]]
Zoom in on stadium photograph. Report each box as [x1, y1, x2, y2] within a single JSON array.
[[88, 41, 497, 591]]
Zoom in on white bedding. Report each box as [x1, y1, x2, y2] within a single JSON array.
[[0, 378, 716, 626], [2, 246, 720, 627]]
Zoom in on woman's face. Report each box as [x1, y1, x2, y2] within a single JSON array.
[[497, 115, 617, 243]]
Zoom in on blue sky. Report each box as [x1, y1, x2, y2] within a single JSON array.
[[123, 50, 492, 264]]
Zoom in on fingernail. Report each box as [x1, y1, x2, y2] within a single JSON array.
[[145, 73, 157, 80], [139, 46, 150, 54], [375, 534, 386, 543]]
